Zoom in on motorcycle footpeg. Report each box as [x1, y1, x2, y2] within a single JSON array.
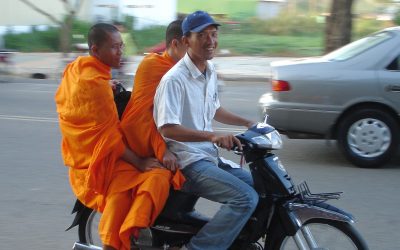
[[133, 228, 153, 247]]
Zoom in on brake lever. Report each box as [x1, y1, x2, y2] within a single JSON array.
[[232, 144, 246, 155]]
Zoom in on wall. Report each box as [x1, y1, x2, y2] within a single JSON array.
[[122, 0, 177, 29], [256, 0, 287, 20]]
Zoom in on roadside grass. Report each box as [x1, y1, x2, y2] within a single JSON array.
[[219, 34, 324, 56], [3, 16, 388, 57], [178, 0, 256, 20], [132, 27, 324, 57]]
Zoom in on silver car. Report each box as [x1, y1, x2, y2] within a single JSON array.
[[259, 26, 400, 168]]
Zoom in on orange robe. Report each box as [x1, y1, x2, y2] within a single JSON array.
[[55, 55, 184, 249], [121, 51, 176, 162]]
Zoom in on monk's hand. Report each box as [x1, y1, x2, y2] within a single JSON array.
[[136, 157, 163, 172], [109, 79, 123, 95], [109, 80, 118, 90], [163, 149, 180, 172], [211, 133, 242, 151]]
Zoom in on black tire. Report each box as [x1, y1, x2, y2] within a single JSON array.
[[79, 210, 154, 248], [78, 209, 101, 246], [78, 213, 88, 244], [270, 219, 369, 250], [337, 108, 399, 168]]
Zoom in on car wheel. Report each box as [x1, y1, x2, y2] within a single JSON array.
[[337, 108, 399, 168]]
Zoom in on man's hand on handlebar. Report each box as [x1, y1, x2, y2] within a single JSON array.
[[211, 134, 242, 151]]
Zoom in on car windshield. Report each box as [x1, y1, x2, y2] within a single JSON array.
[[323, 31, 393, 61]]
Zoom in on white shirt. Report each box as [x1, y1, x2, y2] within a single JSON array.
[[154, 53, 220, 168]]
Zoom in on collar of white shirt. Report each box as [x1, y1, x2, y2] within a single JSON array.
[[183, 53, 212, 80]]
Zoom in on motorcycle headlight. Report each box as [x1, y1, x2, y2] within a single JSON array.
[[251, 129, 283, 150]]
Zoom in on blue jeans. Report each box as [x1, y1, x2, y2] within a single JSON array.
[[181, 159, 258, 250]]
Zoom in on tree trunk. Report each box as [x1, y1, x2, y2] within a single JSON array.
[[325, 0, 354, 53], [19, 0, 84, 56], [60, 13, 74, 57]]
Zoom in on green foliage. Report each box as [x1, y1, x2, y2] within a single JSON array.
[[71, 20, 92, 44], [4, 20, 93, 52], [2, 10, 394, 56], [242, 16, 325, 36], [72, 20, 92, 32], [394, 11, 400, 25], [132, 25, 166, 52], [4, 27, 59, 52], [123, 15, 135, 31], [219, 33, 323, 56], [352, 18, 389, 39], [178, 0, 256, 20], [216, 14, 325, 56]]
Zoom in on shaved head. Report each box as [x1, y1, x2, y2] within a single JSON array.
[[88, 23, 119, 49]]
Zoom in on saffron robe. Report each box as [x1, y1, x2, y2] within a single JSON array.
[[121, 51, 176, 162], [55, 55, 183, 249]]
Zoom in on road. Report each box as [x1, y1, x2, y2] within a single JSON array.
[[0, 79, 399, 249]]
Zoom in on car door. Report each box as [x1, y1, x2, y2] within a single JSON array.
[[378, 52, 400, 112]]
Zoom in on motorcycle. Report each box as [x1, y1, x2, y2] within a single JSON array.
[[67, 119, 369, 250]]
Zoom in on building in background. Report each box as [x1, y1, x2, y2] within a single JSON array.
[[256, 0, 286, 20], [122, 0, 177, 29], [88, 0, 177, 29], [0, 0, 67, 38], [0, 0, 177, 41]]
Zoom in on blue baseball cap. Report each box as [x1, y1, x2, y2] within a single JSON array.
[[182, 11, 221, 36]]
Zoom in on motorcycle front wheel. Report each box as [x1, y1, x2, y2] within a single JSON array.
[[271, 219, 369, 250]]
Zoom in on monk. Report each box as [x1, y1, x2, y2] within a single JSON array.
[[121, 20, 186, 171], [55, 23, 184, 250]]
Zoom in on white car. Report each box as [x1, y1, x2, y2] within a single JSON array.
[[259, 26, 400, 168]]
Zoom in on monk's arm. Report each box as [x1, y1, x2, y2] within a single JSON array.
[[159, 124, 242, 151], [150, 124, 180, 171], [121, 147, 162, 171]]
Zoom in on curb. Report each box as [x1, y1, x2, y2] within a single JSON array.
[[8, 53, 284, 83], [8, 69, 270, 83], [0, 73, 59, 84], [219, 74, 270, 82]]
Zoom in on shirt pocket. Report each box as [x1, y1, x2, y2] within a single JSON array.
[[206, 91, 219, 122]]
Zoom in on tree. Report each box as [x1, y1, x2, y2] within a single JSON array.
[[325, 0, 355, 53], [395, 10, 400, 25], [19, 0, 84, 56]]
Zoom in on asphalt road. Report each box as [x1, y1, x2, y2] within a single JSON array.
[[0, 79, 399, 249]]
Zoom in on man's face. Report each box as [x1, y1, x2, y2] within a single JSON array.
[[92, 31, 123, 68], [185, 25, 218, 63]]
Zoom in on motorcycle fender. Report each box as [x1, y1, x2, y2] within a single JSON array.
[[278, 202, 355, 236], [66, 199, 92, 231]]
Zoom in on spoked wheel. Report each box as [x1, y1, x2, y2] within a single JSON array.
[[273, 219, 369, 250], [78, 210, 154, 249]]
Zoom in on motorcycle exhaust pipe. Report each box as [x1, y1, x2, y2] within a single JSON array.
[[72, 242, 102, 250]]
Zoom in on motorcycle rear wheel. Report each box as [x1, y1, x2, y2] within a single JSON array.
[[271, 219, 368, 250], [78, 210, 102, 247]]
